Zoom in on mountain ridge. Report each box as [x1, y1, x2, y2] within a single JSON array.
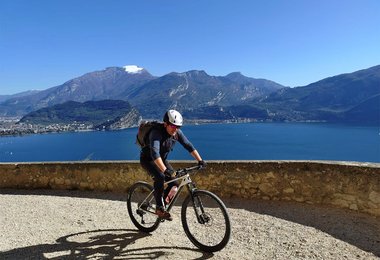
[[0, 66, 283, 118], [1, 64, 379, 124], [255, 64, 380, 122]]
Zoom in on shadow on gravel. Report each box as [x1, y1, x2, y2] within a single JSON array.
[[225, 198, 380, 257], [0, 229, 212, 259]]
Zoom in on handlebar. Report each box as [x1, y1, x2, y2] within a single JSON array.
[[176, 165, 203, 177]]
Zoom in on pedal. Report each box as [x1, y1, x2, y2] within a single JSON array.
[[136, 209, 145, 216]]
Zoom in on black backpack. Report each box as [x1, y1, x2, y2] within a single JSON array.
[[136, 121, 163, 148]]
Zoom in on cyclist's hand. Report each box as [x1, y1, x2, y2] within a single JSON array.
[[198, 160, 207, 168], [164, 168, 175, 178]]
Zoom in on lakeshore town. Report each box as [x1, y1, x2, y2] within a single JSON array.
[[0, 117, 258, 137], [0, 117, 93, 136]]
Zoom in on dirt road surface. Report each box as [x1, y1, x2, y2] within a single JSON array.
[[0, 189, 379, 259]]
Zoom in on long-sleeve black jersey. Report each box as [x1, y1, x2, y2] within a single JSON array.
[[141, 125, 195, 161]]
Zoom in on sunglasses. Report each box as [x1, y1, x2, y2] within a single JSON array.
[[168, 123, 181, 129]]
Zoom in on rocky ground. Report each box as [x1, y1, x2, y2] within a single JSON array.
[[0, 189, 379, 259]]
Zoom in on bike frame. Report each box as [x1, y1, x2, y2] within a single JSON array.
[[138, 166, 201, 215]]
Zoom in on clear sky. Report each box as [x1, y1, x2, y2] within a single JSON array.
[[1, 0, 379, 95]]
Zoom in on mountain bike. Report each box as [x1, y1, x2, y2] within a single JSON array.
[[127, 165, 231, 252]]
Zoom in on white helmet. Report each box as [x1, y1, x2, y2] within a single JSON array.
[[163, 109, 183, 126]]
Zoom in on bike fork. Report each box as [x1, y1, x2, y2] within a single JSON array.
[[188, 186, 207, 224]]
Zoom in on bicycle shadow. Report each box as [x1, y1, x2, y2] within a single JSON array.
[[0, 229, 213, 259], [224, 197, 380, 257]]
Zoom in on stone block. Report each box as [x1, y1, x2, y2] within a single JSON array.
[[334, 193, 357, 203], [258, 183, 279, 196], [54, 178, 65, 185], [349, 204, 358, 211], [80, 182, 89, 189], [331, 199, 349, 208], [369, 191, 380, 204], [283, 188, 295, 194]]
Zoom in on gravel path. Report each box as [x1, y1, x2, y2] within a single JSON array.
[[0, 189, 379, 259]]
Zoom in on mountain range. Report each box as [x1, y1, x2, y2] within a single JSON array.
[[1, 64, 379, 124]]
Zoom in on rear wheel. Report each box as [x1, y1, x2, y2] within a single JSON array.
[[181, 190, 231, 252], [127, 181, 160, 233]]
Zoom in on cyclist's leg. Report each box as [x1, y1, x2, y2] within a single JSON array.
[[140, 158, 166, 209], [163, 161, 179, 199]]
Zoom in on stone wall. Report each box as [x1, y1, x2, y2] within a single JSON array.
[[0, 161, 379, 217]]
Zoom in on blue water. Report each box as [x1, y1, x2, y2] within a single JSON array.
[[0, 123, 379, 163]]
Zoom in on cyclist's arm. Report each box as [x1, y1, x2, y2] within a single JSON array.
[[154, 150, 202, 173], [149, 129, 171, 173], [148, 129, 167, 173], [177, 130, 203, 162], [190, 150, 203, 162], [177, 130, 195, 152], [153, 157, 167, 173]]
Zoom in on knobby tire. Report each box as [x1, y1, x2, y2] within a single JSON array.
[[181, 190, 231, 252], [127, 181, 161, 233]]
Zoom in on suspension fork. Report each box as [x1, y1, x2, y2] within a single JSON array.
[[187, 182, 207, 224]]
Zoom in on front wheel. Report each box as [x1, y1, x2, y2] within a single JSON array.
[[127, 181, 161, 233], [181, 190, 231, 252]]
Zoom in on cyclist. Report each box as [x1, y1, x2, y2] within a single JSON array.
[[140, 109, 206, 220]]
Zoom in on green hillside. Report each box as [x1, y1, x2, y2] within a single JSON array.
[[20, 100, 135, 125]]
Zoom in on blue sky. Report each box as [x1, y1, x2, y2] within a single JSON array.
[[1, 0, 379, 95]]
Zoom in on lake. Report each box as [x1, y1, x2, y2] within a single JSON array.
[[0, 122, 379, 163]]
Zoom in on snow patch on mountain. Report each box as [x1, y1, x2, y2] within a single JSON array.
[[123, 65, 144, 74]]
